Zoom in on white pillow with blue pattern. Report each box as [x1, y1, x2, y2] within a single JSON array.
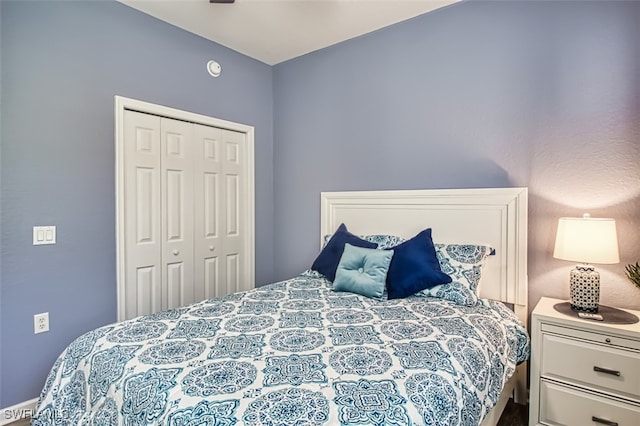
[[323, 233, 405, 250], [420, 243, 495, 306]]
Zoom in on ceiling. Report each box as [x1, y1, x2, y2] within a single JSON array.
[[118, 0, 459, 65]]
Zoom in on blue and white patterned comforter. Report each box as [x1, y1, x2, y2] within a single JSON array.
[[33, 273, 529, 426]]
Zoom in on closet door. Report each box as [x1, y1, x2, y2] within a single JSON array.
[[117, 96, 255, 322], [221, 129, 251, 293], [123, 112, 195, 316], [160, 118, 194, 310], [123, 110, 162, 319], [193, 124, 222, 300], [194, 126, 251, 299]]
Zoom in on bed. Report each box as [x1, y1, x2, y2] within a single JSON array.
[[32, 187, 529, 426]]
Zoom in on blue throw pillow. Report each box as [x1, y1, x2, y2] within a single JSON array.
[[385, 229, 452, 299], [311, 223, 378, 282], [333, 243, 394, 298]]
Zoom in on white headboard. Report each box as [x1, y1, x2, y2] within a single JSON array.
[[320, 188, 528, 323]]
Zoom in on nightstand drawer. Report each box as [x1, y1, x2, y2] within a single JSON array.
[[542, 323, 640, 351], [540, 380, 640, 426], [542, 333, 640, 400]]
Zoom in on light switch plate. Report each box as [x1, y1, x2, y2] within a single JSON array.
[[33, 226, 56, 245]]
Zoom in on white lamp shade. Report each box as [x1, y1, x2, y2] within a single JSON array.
[[553, 215, 620, 264]]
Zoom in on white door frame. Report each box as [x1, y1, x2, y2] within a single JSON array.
[[115, 95, 255, 322]]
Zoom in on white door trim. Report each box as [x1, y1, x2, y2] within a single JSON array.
[[115, 95, 255, 322]]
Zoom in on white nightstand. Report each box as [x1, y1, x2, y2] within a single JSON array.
[[529, 297, 640, 426]]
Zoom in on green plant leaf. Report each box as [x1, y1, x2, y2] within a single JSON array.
[[625, 262, 640, 289]]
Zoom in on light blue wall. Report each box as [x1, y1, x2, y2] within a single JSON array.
[[2, 0, 639, 410], [273, 1, 640, 306], [0, 1, 274, 407]]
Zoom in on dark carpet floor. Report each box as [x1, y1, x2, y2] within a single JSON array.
[[497, 399, 528, 426]]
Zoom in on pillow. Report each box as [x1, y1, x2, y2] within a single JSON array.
[[420, 243, 494, 306], [333, 243, 394, 298], [323, 233, 405, 250], [362, 234, 406, 250], [384, 229, 452, 299], [311, 223, 377, 281]]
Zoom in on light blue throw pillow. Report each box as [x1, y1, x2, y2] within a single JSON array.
[[333, 243, 394, 299]]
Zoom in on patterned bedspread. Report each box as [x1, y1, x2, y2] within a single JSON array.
[[33, 273, 529, 426]]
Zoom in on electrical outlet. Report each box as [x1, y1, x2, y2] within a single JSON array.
[[34, 312, 49, 334]]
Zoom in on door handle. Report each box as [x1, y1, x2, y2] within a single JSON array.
[[173, 250, 179, 256]]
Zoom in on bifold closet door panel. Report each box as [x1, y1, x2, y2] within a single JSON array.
[[221, 129, 250, 294], [194, 125, 249, 298], [123, 110, 162, 319], [160, 118, 195, 311], [193, 124, 223, 300]]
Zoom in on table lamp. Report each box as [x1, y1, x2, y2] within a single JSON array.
[[553, 213, 619, 313]]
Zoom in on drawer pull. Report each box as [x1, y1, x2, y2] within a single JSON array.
[[592, 416, 618, 426], [593, 366, 621, 376]]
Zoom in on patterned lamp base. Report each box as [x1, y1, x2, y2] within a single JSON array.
[[570, 264, 600, 313]]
